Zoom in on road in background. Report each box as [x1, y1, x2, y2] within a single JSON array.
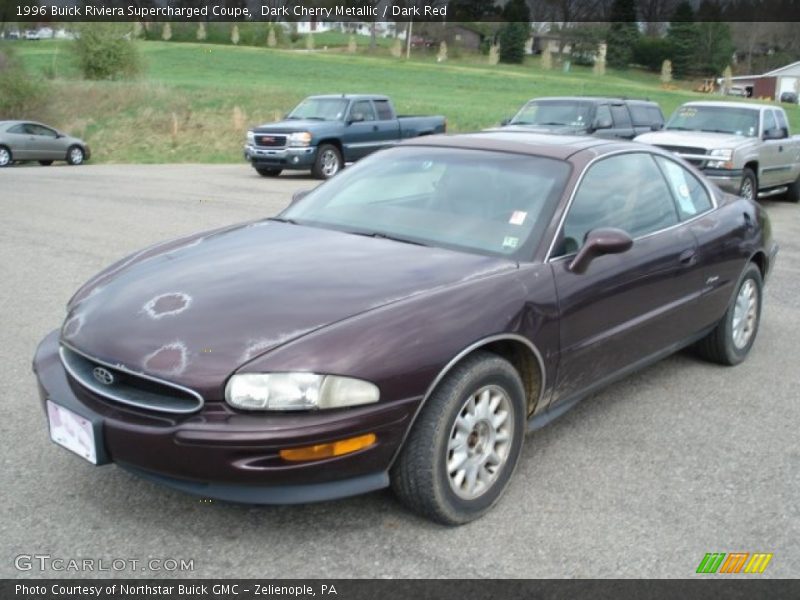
[[2, 164, 798, 578]]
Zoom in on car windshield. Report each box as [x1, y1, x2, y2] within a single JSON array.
[[282, 147, 571, 259], [510, 100, 593, 127], [666, 106, 759, 137], [288, 98, 348, 121]]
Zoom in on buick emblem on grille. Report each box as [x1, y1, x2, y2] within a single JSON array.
[[92, 366, 115, 386]]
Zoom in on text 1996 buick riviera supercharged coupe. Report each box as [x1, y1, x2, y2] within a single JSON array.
[[33, 132, 778, 525]]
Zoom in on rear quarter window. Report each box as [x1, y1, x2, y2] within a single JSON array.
[[374, 100, 394, 121], [630, 105, 660, 127]]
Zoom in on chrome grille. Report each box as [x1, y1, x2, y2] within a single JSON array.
[[656, 145, 708, 167], [59, 345, 204, 414], [254, 134, 286, 148]]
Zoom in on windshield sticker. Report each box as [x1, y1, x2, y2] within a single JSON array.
[[502, 236, 520, 249], [509, 211, 527, 225], [678, 108, 697, 117]]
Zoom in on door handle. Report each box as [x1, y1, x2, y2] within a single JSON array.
[[372, 125, 378, 132], [679, 249, 697, 266]]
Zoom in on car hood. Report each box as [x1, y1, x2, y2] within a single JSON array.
[[252, 120, 337, 134], [502, 124, 587, 135], [61, 221, 515, 395], [635, 129, 749, 149]]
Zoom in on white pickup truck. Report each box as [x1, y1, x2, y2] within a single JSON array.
[[635, 101, 800, 202]]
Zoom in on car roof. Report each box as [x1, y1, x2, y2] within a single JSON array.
[[522, 96, 658, 105], [400, 130, 637, 161], [307, 94, 389, 101], [681, 101, 772, 111]]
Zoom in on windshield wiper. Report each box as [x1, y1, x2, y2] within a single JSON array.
[[666, 126, 695, 131], [539, 122, 568, 126], [350, 231, 429, 246], [267, 217, 298, 225], [703, 129, 736, 134]]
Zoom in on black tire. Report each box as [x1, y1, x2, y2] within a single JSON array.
[[255, 166, 282, 177], [391, 351, 526, 525], [39, 160, 53, 166], [739, 168, 757, 201], [786, 175, 800, 203], [311, 144, 342, 180], [66, 145, 85, 166], [695, 263, 762, 366], [0, 145, 12, 167]]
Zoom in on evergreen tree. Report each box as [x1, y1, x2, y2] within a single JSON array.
[[499, 22, 529, 64], [695, 1, 734, 76], [605, 0, 639, 69], [666, 1, 699, 79], [503, 0, 530, 22]]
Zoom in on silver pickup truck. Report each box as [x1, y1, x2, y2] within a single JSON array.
[[635, 101, 800, 202]]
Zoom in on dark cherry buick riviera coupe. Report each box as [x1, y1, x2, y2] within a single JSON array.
[[33, 132, 778, 525]]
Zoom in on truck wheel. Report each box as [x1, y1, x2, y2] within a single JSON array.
[[255, 167, 282, 177], [739, 168, 757, 201], [786, 175, 800, 203], [391, 351, 526, 525], [312, 144, 342, 179]]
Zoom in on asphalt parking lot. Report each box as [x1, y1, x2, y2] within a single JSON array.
[[1, 164, 798, 578]]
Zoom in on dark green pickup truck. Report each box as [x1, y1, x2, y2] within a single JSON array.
[[244, 94, 447, 179]]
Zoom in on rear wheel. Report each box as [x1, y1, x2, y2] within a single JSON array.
[[391, 351, 526, 525], [66, 145, 85, 165], [39, 160, 53, 166], [312, 144, 342, 180], [0, 145, 11, 167], [739, 168, 757, 201], [786, 174, 800, 203], [695, 263, 762, 365], [255, 167, 282, 177]]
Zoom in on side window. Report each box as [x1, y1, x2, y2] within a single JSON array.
[[374, 100, 394, 121], [595, 104, 612, 127], [349, 100, 376, 122], [655, 156, 713, 219], [28, 124, 56, 137], [7, 124, 26, 134], [648, 106, 665, 127], [610, 105, 632, 128], [762, 110, 777, 134], [629, 105, 651, 127], [556, 153, 679, 256], [774, 110, 788, 137]]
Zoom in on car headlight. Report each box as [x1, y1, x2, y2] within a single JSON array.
[[707, 148, 734, 169], [287, 131, 312, 147], [246, 131, 255, 144], [225, 373, 379, 411]]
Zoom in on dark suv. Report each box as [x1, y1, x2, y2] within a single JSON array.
[[499, 96, 665, 140]]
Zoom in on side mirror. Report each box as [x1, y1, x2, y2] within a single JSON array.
[[568, 228, 633, 274], [593, 117, 613, 130], [500, 117, 511, 126], [290, 189, 311, 206], [347, 115, 365, 125], [763, 127, 785, 140], [651, 123, 663, 131]]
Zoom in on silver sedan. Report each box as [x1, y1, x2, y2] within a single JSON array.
[[0, 120, 91, 167]]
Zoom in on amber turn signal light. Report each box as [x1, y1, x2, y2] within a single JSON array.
[[279, 433, 377, 462]]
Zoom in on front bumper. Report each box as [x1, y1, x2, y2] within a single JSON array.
[[703, 168, 744, 195], [33, 330, 418, 504], [243, 144, 316, 170]]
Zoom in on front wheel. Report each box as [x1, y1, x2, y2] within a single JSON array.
[[311, 144, 342, 180], [0, 145, 12, 167], [66, 145, 85, 166], [695, 263, 762, 366], [255, 167, 282, 177], [391, 351, 526, 525], [739, 168, 757, 201]]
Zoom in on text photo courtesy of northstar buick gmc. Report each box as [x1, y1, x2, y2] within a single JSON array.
[[243, 94, 446, 179], [34, 132, 777, 525]]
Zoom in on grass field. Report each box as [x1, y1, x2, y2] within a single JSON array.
[[7, 38, 800, 164]]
